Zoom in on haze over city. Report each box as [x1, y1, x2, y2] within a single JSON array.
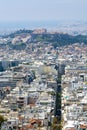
[[0, 0, 87, 33], [0, 0, 87, 22]]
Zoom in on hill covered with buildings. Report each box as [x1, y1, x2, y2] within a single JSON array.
[[0, 29, 87, 50]]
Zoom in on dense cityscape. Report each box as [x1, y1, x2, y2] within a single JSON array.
[[0, 27, 87, 130], [0, 0, 87, 129]]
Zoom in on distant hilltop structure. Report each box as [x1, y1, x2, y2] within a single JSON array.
[[32, 29, 47, 34]]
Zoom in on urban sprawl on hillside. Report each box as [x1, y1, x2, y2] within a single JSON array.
[[0, 29, 87, 130]]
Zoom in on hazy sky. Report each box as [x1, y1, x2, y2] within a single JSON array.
[[0, 0, 87, 22]]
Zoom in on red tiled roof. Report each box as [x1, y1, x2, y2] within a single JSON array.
[[80, 124, 87, 129], [65, 128, 75, 130], [30, 119, 41, 123], [26, 124, 34, 129]]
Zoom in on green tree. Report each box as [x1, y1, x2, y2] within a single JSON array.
[[51, 117, 62, 130], [0, 115, 5, 127]]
